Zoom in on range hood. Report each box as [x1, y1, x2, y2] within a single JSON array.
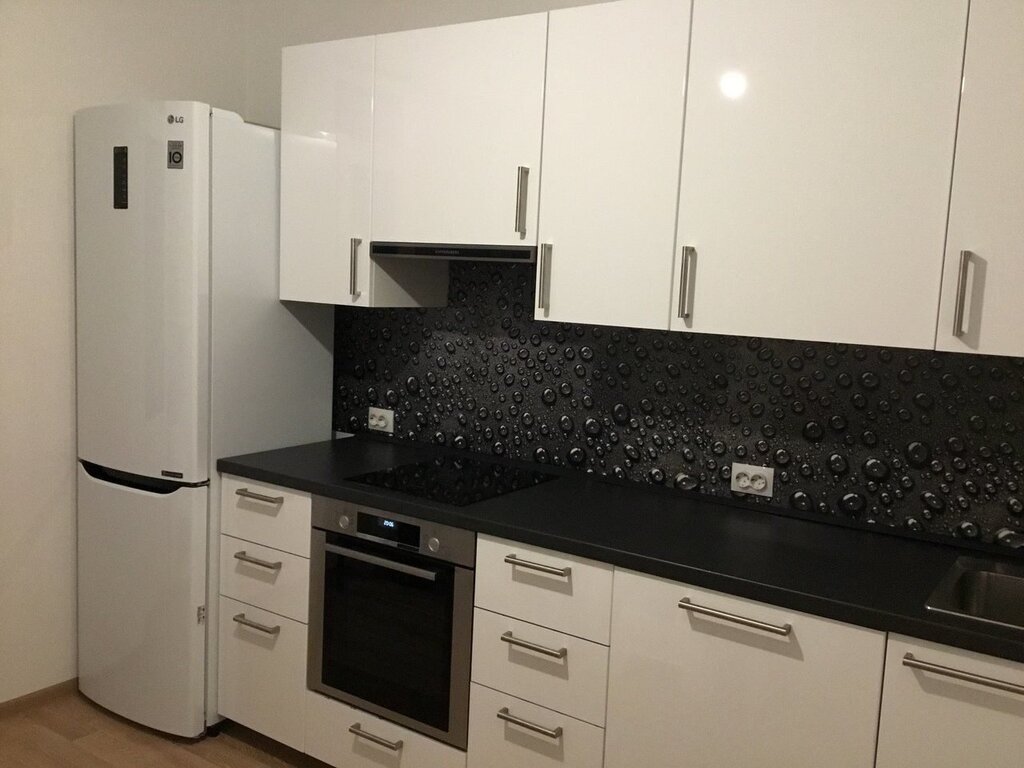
[[371, 242, 536, 263]]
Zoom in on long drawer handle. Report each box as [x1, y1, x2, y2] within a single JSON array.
[[678, 245, 695, 320], [500, 631, 567, 659], [349, 723, 403, 751], [678, 597, 792, 637], [497, 707, 563, 740], [235, 488, 284, 505], [504, 553, 571, 578], [952, 249, 971, 337], [903, 653, 1024, 697], [537, 243, 552, 312], [232, 613, 280, 636], [233, 551, 282, 571]]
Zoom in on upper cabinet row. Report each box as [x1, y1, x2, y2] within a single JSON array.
[[280, 0, 1024, 357]]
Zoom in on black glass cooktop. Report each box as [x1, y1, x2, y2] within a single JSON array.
[[346, 456, 557, 507]]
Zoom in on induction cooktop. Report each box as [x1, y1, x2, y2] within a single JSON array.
[[346, 455, 557, 507]]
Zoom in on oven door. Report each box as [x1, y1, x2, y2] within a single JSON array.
[[308, 528, 473, 749]]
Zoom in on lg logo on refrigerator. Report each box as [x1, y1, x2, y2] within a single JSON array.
[[167, 114, 184, 124]]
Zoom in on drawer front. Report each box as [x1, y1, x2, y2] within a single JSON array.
[[876, 635, 1024, 768], [217, 597, 307, 752], [305, 691, 467, 768], [472, 608, 609, 726], [220, 474, 311, 557], [219, 534, 310, 623], [475, 535, 613, 644], [467, 684, 604, 768]]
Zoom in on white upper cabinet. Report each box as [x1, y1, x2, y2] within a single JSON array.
[[535, 0, 691, 329], [280, 38, 448, 307], [281, 38, 373, 306], [935, 0, 1024, 356], [371, 14, 547, 247], [670, 0, 968, 348]]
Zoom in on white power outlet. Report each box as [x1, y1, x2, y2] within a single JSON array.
[[731, 463, 775, 498], [367, 407, 394, 434]]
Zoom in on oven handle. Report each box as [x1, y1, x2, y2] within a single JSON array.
[[324, 542, 439, 582]]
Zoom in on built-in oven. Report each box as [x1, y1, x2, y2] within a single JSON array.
[[308, 496, 476, 750]]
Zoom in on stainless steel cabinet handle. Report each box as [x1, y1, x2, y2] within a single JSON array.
[[325, 542, 438, 582], [678, 597, 792, 636], [497, 707, 563, 740], [677, 245, 695, 320], [952, 249, 971, 337], [232, 613, 280, 636], [500, 631, 567, 659], [233, 551, 282, 571], [514, 166, 529, 239], [504, 553, 571, 578], [537, 244, 552, 312], [349, 723, 403, 751], [349, 237, 362, 299], [235, 488, 284, 505], [903, 653, 1024, 696]]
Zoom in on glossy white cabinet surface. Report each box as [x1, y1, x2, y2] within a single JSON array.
[[475, 535, 614, 644], [220, 474, 312, 558], [218, 597, 307, 752], [535, 0, 690, 329], [280, 38, 373, 306], [218, 534, 310, 623], [876, 635, 1024, 768], [371, 14, 546, 246], [471, 608, 609, 727], [305, 691, 467, 768], [671, 0, 968, 347], [467, 684, 605, 768], [935, 0, 1024, 356], [604, 570, 885, 768]]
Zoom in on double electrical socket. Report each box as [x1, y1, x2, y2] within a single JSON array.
[[367, 407, 394, 434], [730, 462, 775, 498]]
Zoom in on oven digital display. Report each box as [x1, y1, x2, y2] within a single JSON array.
[[357, 512, 420, 547]]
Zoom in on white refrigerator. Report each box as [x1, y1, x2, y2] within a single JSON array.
[[74, 101, 332, 737]]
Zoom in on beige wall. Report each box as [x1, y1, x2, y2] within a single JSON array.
[[0, 0, 603, 705]]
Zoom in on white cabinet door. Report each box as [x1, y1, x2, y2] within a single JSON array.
[[371, 14, 546, 247], [281, 38, 373, 306], [281, 39, 448, 307], [604, 570, 885, 768], [535, 0, 691, 330], [876, 635, 1024, 768], [935, 0, 1024, 356], [670, 0, 968, 348]]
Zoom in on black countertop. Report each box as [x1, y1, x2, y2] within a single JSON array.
[[218, 436, 1024, 663]]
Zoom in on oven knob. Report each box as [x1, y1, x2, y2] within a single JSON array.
[[338, 515, 351, 530], [427, 537, 441, 553]]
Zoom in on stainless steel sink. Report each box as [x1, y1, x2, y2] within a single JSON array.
[[927, 556, 1024, 631]]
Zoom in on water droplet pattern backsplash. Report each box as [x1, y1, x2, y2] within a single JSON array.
[[334, 262, 1024, 549]]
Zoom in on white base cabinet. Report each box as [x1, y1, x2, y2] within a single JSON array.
[[875, 635, 1024, 768], [604, 570, 885, 768]]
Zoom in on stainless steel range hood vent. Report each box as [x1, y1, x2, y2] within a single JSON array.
[[371, 242, 536, 263]]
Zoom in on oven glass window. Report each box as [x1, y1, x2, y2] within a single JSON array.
[[321, 535, 454, 731]]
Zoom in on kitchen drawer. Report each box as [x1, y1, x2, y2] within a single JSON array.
[[475, 535, 613, 644], [217, 596, 307, 752], [220, 474, 311, 557], [472, 608, 609, 727], [305, 691, 466, 768], [219, 534, 310, 623], [467, 684, 604, 768]]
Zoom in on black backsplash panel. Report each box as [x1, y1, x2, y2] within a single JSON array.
[[334, 262, 1024, 549]]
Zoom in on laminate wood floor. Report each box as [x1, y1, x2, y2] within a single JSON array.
[[0, 688, 322, 768]]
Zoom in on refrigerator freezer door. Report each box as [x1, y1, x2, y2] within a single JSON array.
[[77, 462, 208, 737], [74, 101, 210, 482]]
